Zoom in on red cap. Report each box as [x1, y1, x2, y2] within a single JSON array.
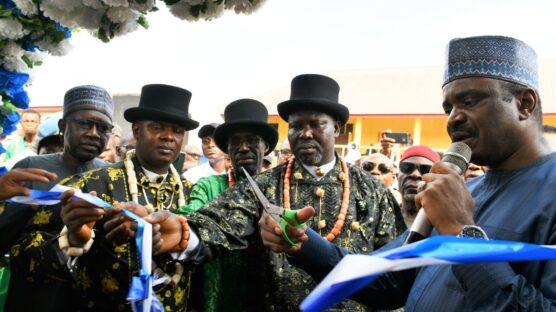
[[401, 145, 440, 163]]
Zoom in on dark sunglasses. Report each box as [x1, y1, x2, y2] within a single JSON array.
[[399, 162, 432, 175], [69, 118, 113, 135], [362, 162, 392, 174]]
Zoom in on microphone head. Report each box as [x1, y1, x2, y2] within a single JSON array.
[[442, 142, 472, 175]]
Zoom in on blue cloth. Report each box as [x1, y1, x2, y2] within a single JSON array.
[[292, 152, 556, 311]]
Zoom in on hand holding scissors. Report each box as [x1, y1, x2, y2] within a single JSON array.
[[242, 168, 314, 249]]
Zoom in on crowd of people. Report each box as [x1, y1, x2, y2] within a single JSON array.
[[0, 34, 555, 311]]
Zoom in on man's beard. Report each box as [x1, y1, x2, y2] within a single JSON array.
[[296, 153, 323, 166], [402, 194, 418, 215]]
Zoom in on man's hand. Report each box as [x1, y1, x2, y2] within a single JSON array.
[[103, 202, 150, 245], [259, 206, 315, 253], [144, 211, 182, 255], [60, 189, 104, 247], [0, 168, 57, 200], [414, 162, 475, 235]]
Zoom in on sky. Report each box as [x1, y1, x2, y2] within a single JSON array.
[[26, 0, 556, 127]]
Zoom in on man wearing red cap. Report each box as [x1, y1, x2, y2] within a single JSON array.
[[186, 74, 405, 310], [260, 35, 556, 311], [397, 146, 440, 227]]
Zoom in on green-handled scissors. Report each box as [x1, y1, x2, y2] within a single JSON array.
[[241, 167, 305, 246]]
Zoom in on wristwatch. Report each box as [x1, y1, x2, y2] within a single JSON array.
[[457, 225, 488, 239]]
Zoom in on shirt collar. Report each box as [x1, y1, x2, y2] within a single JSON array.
[[141, 166, 168, 183], [301, 157, 336, 180]]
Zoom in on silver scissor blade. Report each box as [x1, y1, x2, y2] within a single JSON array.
[[241, 167, 271, 208]]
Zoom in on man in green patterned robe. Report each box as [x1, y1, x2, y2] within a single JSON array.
[[186, 74, 406, 311], [179, 98, 278, 311]]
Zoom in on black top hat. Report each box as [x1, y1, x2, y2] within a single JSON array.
[[213, 99, 278, 156], [198, 123, 219, 139], [124, 84, 199, 130], [277, 74, 349, 126]]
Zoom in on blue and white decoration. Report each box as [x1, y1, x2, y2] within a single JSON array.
[[9, 185, 162, 312], [0, 0, 266, 174], [301, 235, 556, 311]]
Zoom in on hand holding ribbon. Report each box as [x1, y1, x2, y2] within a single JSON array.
[[60, 189, 104, 246], [0, 168, 57, 201], [8, 185, 163, 312], [144, 210, 183, 255]]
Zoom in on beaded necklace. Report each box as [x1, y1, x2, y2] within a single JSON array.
[[227, 168, 235, 187], [124, 149, 187, 286], [283, 156, 350, 241], [124, 149, 186, 213]]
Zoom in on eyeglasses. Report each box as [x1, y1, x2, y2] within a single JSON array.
[[362, 162, 392, 174], [399, 162, 432, 175], [119, 144, 135, 151], [186, 152, 201, 159], [69, 118, 113, 135], [280, 148, 292, 156], [228, 136, 263, 149]]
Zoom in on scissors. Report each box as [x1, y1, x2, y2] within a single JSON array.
[[241, 167, 305, 246]]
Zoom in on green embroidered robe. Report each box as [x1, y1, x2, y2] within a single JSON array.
[[180, 173, 263, 312]]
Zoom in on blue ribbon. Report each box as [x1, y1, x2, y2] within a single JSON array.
[[301, 236, 556, 311], [122, 209, 163, 311], [7, 188, 162, 311]]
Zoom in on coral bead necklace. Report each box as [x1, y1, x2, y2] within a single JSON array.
[[283, 156, 350, 241]]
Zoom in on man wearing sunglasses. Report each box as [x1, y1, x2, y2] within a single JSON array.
[[1, 85, 113, 311], [361, 153, 396, 188], [260, 36, 556, 311], [397, 145, 440, 227], [361, 153, 402, 204], [186, 74, 406, 310]]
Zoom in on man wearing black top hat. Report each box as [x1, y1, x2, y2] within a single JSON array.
[[180, 99, 278, 311], [187, 74, 405, 310], [261, 36, 556, 311], [52, 84, 198, 311]]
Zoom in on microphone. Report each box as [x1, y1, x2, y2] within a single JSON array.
[[403, 142, 472, 245]]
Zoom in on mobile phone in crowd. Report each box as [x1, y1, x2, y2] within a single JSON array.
[[385, 132, 410, 144]]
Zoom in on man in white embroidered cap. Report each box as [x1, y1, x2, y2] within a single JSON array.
[[11, 84, 199, 311], [261, 36, 556, 311], [3, 85, 114, 312]]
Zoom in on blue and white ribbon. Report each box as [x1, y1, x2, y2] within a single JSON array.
[[9, 185, 163, 312], [301, 235, 556, 311]]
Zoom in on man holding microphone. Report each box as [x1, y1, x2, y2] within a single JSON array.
[[261, 35, 556, 310]]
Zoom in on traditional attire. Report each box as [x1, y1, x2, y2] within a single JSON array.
[[180, 172, 262, 312], [0, 153, 109, 255], [290, 35, 556, 311], [8, 156, 194, 311], [189, 157, 406, 310], [2, 154, 109, 312], [291, 152, 556, 311]]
